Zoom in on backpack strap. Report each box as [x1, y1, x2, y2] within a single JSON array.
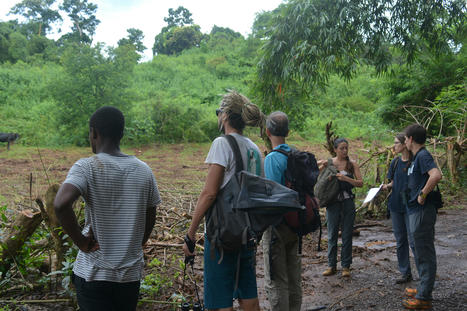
[[224, 134, 244, 172], [271, 148, 289, 157], [390, 156, 400, 181], [327, 158, 333, 166]]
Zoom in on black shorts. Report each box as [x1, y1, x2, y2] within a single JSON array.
[[72, 273, 140, 311]]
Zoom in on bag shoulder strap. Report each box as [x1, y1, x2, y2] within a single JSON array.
[[270, 148, 289, 157], [327, 158, 333, 166], [391, 156, 400, 179], [224, 134, 244, 173]]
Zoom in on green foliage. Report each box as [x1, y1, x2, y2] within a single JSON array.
[[51, 43, 137, 145], [152, 6, 198, 56], [0, 21, 58, 64], [153, 25, 203, 56], [164, 6, 193, 28], [7, 32, 28, 63], [44, 246, 78, 296], [210, 25, 242, 39], [140, 255, 182, 298], [255, 0, 466, 116], [1, 1, 463, 147], [0, 61, 61, 145], [434, 84, 467, 135], [0, 222, 50, 286], [118, 28, 146, 58], [381, 43, 467, 136]]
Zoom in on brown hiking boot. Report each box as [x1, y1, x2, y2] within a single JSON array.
[[322, 267, 337, 276], [342, 267, 351, 277], [405, 288, 417, 298], [402, 298, 432, 309]]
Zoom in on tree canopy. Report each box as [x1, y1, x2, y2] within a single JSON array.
[[164, 6, 193, 28], [152, 6, 203, 56], [59, 0, 100, 43], [9, 0, 62, 36], [256, 0, 467, 111], [118, 28, 146, 59]]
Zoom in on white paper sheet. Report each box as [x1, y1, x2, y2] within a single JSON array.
[[363, 184, 383, 204]]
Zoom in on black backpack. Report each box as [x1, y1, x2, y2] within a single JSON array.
[[428, 185, 443, 210], [205, 135, 304, 260], [272, 149, 322, 252]]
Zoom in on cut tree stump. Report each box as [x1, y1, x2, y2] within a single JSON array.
[[36, 184, 67, 271]]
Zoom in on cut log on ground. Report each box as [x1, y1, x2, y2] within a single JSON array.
[[0, 208, 42, 272]]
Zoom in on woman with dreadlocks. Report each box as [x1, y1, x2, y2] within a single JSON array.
[[183, 90, 264, 311]]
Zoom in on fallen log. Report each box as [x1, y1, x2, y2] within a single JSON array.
[[0, 208, 42, 272]]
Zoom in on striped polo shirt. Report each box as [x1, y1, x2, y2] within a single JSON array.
[[63, 153, 161, 283]]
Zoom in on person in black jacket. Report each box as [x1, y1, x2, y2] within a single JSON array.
[[382, 133, 416, 284], [402, 124, 442, 310]]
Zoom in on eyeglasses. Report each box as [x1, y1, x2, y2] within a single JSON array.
[[216, 108, 223, 116]]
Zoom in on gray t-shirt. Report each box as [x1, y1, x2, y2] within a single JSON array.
[[64, 153, 161, 282], [205, 133, 263, 188]]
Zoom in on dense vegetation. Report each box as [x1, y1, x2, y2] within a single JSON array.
[[0, 0, 465, 147]]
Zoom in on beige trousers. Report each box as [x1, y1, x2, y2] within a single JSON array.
[[262, 223, 302, 311]]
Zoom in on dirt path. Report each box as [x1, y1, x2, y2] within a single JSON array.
[[251, 207, 467, 311], [1, 145, 465, 310]]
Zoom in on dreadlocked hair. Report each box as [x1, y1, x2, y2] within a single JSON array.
[[220, 90, 265, 135]]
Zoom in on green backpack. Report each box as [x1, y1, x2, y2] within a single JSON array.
[[314, 158, 340, 207]]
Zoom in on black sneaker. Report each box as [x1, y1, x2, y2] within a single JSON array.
[[396, 274, 413, 284]]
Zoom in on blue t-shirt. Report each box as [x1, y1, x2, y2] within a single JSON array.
[[407, 148, 437, 212], [387, 157, 409, 213], [264, 144, 290, 185]]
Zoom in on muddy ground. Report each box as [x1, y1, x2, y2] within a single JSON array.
[[257, 207, 467, 311], [0, 144, 465, 310]]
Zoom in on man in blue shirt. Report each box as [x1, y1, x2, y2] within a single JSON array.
[[262, 111, 302, 311], [403, 124, 442, 310]]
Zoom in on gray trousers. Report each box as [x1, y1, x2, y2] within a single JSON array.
[[262, 223, 302, 311], [408, 203, 437, 300], [326, 199, 356, 268]]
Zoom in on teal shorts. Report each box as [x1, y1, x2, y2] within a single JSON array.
[[203, 235, 258, 309]]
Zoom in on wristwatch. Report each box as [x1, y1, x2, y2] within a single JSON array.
[[419, 191, 427, 200]]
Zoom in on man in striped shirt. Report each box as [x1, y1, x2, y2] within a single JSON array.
[[54, 106, 161, 311]]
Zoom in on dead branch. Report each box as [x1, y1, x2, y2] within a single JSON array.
[[359, 146, 392, 168], [324, 121, 338, 157]]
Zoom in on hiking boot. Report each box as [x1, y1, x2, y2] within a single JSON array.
[[402, 298, 432, 309], [322, 267, 337, 276], [342, 267, 351, 277], [396, 274, 413, 284], [405, 288, 417, 298]]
